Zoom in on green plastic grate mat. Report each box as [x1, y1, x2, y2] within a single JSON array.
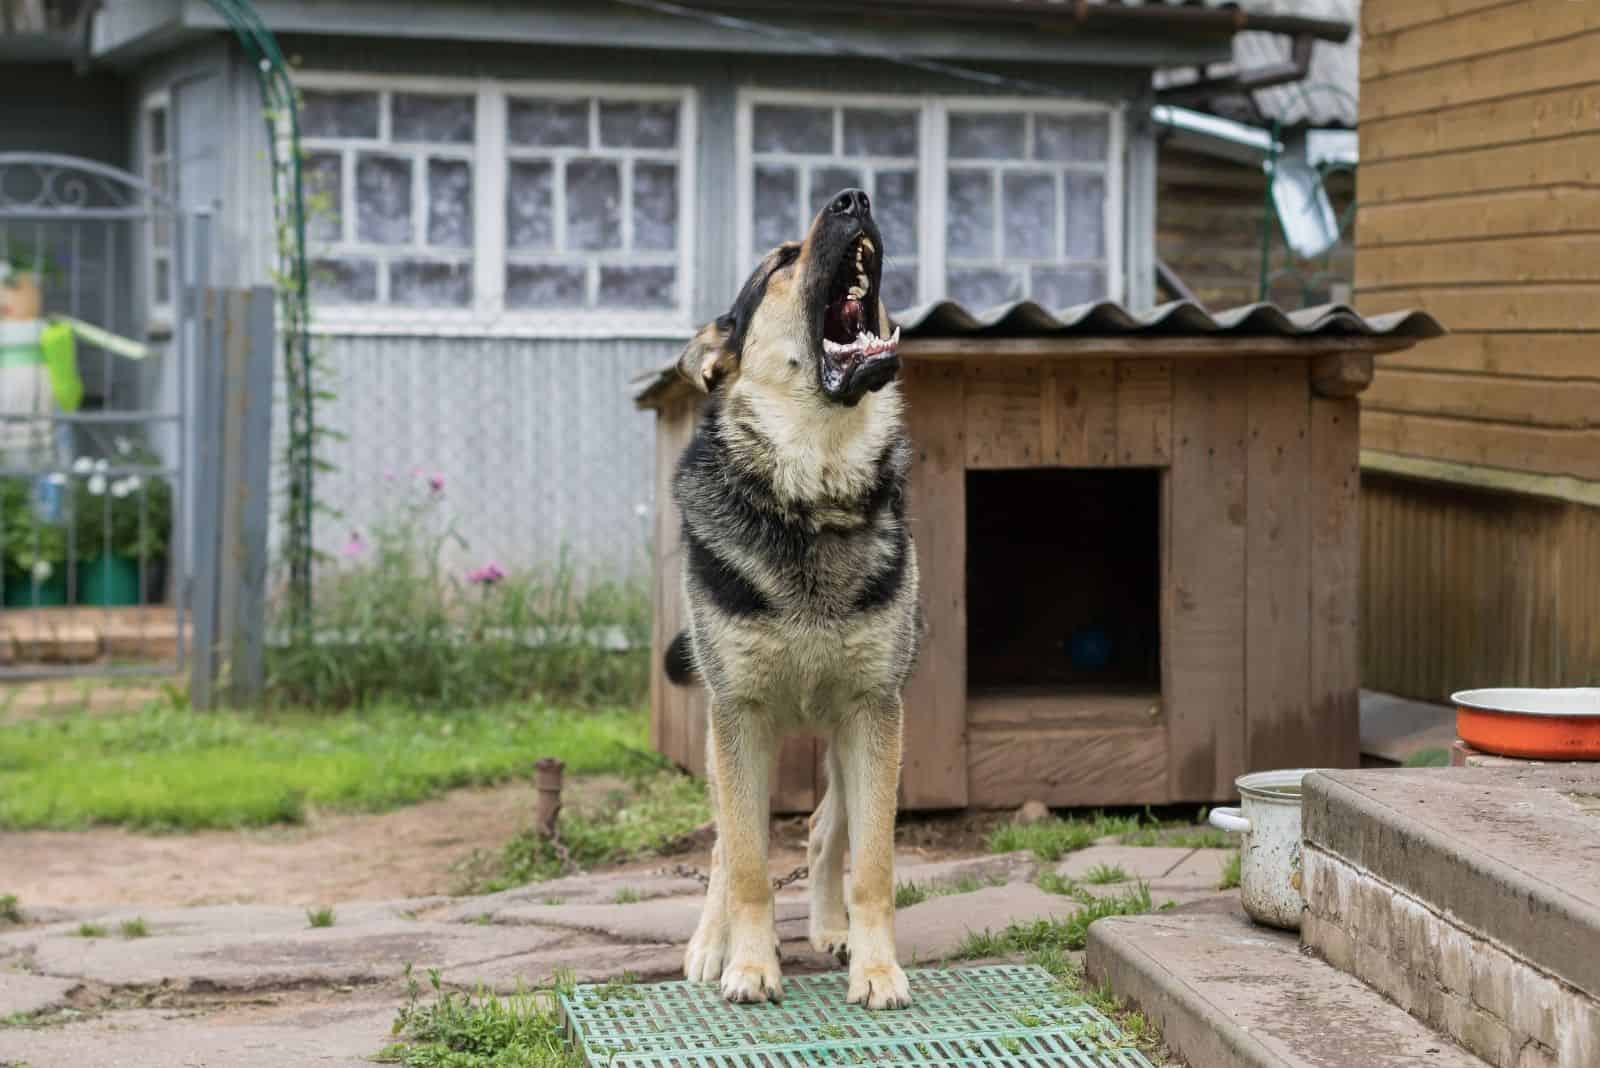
[[558, 964, 1156, 1067]]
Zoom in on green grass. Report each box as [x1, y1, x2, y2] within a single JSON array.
[[377, 966, 583, 1067], [989, 809, 1237, 861], [612, 888, 641, 904], [1082, 863, 1130, 885], [1404, 747, 1451, 768], [894, 872, 1004, 909], [462, 771, 711, 892], [0, 894, 19, 925], [959, 881, 1154, 960], [1219, 850, 1242, 890], [76, 923, 106, 938], [307, 907, 337, 929], [119, 917, 149, 938], [0, 700, 651, 831]]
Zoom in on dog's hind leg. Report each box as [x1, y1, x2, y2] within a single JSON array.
[[710, 701, 783, 1004], [685, 734, 729, 982], [838, 698, 911, 1010], [807, 743, 850, 963]]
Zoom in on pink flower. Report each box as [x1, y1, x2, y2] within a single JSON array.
[[341, 532, 366, 558], [428, 473, 445, 494], [468, 562, 506, 586]]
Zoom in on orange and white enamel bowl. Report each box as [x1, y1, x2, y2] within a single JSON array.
[[1451, 688, 1600, 761]]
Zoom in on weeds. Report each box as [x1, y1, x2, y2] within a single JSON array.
[[958, 881, 1154, 958], [1083, 864, 1130, 885], [462, 771, 710, 892], [1404, 747, 1451, 768], [990, 808, 1238, 860], [1219, 850, 1243, 890], [119, 917, 149, 938], [0, 895, 19, 925], [307, 907, 337, 929], [76, 923, 106, 938], [0, 700, 649, 831], [894, 873, 1004, 909], [269, 479, 649, 710], [612, 888, 641, 905], [379, 964, 582, 1067]]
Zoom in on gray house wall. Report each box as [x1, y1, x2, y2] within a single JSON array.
[[107, 29, 1170, 586]]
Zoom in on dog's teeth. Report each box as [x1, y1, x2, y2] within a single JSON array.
[[861, 238, 875, 255], [847, 286, 864, 299]]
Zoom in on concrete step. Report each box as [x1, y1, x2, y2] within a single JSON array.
[[1303, 767, 1600, 1068], [1086, 900, 1491, 1068]]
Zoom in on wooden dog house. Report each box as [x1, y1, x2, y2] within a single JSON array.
[[635, 301, 1442, 812]]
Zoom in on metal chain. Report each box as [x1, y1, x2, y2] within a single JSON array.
[[547, 825, 575, 874], [663, 864, 810, 891]]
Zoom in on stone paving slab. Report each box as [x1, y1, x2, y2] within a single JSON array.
[[1161, 848, 1232, 885], [1056, 846, 1196, 883], [0, 973, 79, 1019], [443, 941, 685, 994], [0, 996, 394, 1068], [894, 883, 1087, 963], [439, 872, 705, 921], [495, 897, 810, 944], [1087, 901, 1491, 1068], [29, 919, 574, 991]]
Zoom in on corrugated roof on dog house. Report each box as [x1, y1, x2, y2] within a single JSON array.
[[637, 300, 1443, 812]]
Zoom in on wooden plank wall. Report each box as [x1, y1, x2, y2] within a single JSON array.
[[1362, 473, 1600, 698], [1157, 146, 1355, 309], [1357, 0, 1600, 477]]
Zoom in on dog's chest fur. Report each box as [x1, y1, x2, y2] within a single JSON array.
[[674, 385, 919, 716]]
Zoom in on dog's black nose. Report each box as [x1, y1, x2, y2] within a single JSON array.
[[828, 188, 872, 220]]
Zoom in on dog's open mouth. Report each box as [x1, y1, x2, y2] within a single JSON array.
[[819, 233, 900, 394]]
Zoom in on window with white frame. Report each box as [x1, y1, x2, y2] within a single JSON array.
[[143, 92, 173, 324], [297, 78, 694, 326], [740, 93, 1121, 312]]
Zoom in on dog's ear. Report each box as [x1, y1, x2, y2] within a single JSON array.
[[677, 315, 736, 393]]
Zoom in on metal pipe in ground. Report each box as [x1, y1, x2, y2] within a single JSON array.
[[534, 757, 564, 838]]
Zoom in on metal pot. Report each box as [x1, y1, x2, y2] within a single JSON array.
[[1208, 768, 1325, 930]]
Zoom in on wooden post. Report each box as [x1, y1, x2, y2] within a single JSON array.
[[535, 757, 565, 838]]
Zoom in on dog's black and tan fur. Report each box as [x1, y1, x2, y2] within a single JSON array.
[[665, 189, 920, 1009]]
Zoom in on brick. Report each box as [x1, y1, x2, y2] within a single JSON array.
[[1438, 924, 1474, 995], [1508, 970, 1560, 1050], [1360, 878, 1392, 952], [1471, 951, 1516, 1026], [1555, 990, 1600, 1068], [1303, 912, 1355, 974], [1461, 1006, 1514, 1066], [1515, 1042, 1558, 1068], [1438, 990, 1474, 1045]]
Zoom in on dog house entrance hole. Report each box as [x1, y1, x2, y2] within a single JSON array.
[[966, 468, 1161, 694]]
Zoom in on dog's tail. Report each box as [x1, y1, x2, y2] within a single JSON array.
[[663, 630, 698, 686]]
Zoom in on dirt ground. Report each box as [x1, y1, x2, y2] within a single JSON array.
[[0, 778, 1006, 909]]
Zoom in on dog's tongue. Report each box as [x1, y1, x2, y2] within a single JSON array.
[[826, 298, 864, 341]]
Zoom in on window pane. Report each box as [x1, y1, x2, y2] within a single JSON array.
[[633, 162, 678, 252], [1065, 173, 1105, 259], [875, 169, 917, 257], [843, 109, 917, 156], [311, 257, 378, 304], [506, 263, 586, 309], [392, 93, 475, 144], [598, 265, 676, 309], [881, 265, 917, 311], [753, 164, 798, 250], [809, 166, 863, 219], [507, 161, 554, 250], [1003, 172, 1055, 260], [599, 101, 678, 149], [1036, 113, 1109, 162], [1031, 265, 1104, 308], [947, 267, 1020, 309], [390, 259, 472, 307], [301, 90, 379, 139], [427, 158, 473, 248], [356, 154, 413, 245], [566, 159, 622, 251], [304, 152, 343, 243], [945, 170, 993, 260], [752, 106, 832, 154], [147, 108, 167, 155], [948, 112, 1024, 160], [508, 97, 590, 147]]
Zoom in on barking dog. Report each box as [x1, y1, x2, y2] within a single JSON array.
[[665, 188, 919, 1009]]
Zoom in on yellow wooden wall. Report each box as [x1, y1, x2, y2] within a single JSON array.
[[1357, 0, 1600, 477]]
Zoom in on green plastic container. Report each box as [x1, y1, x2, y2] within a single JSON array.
[[3, 572, 67, 607], [77, 555, 141, 606]]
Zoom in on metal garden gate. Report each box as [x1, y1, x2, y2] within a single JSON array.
[[0, 151, 260, 702]]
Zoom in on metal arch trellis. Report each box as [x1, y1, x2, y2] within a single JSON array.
[[206, 0, 317, 631]]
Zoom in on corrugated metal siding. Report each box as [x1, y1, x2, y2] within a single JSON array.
[[274, 334, 679, 583]]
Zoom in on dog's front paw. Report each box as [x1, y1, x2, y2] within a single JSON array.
[[808, 920, 850, 965], [684, 924, 727, 982], [720, 951, 783, 1004], [847, 959, 910, 1010]]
